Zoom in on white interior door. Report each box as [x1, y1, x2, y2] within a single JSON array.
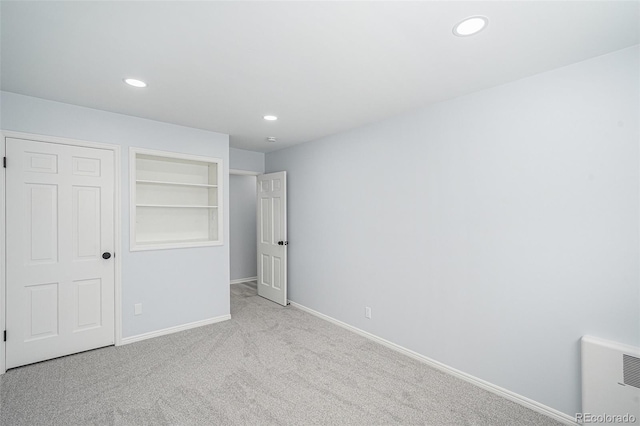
[[6, 138, 115, 369], [257, 171, 287, 306]]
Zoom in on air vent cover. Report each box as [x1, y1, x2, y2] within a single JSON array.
[[623, 354, 640, 389], [581, 335, 640, 419]]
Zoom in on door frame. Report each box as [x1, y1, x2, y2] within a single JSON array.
[[0, 130, 123, 374]]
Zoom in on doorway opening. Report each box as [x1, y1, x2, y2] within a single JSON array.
[[229, 170, 258, 286], [229, 169, 288, 307]]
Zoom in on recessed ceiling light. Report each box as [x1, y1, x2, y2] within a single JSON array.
[[453, 16, 488, 37], [124, 78, 147, 88], [267, 137, 277, 143], [263, 115, 278, 121]]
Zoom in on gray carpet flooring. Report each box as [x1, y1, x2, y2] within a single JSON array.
[[0, 281, 561, 425]]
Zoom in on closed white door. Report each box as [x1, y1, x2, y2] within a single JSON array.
[[6, 138, 115, 369], [257, 172, 287, 306]]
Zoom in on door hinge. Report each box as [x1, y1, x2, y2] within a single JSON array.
[[3, 157, 6, 168], [3, 330, 6, 342]]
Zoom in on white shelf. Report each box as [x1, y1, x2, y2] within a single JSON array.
[[130, 148, 223, 251], [136, 179, 218, 188], [136, 204, 218, 209]]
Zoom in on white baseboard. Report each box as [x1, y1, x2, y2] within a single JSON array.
[[120, 314, 231, 346], [289, 301, 577, 426], [230, 276, 257, 285]]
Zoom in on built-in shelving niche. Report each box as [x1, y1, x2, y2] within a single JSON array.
[[130, 148, 223, 251]]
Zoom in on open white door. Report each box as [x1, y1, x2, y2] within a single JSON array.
[[5, 138, 115, 369], [257, 171, 287, 306]]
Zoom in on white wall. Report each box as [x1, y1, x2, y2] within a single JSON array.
[[230, 175, 257, 281], [230, 147, 264, 173], [265, 46, 640, 417], [1, 91, 230, 339]]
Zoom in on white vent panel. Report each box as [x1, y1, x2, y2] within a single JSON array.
[[623, 354, 640, 389], [581, 336, 640, 422]]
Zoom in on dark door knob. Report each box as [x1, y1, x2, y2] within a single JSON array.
[[102, 252, 112, 260], [277, 241, 288, 246]]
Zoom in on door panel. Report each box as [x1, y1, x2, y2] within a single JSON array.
[[261, 254, 271, 286], [27, 184, 59, 263], [6, 138, 115, 369], [26, 151, 58, 173], [72, 156, 101, 177], [26, 282, 59, 340], [260, 197, 271, 243], [73, 278, 103, 330], [273, 257, 282, 289], [257, 171, 287, 306], [273, 197, 281, 241], [73, 186, 101, 259]]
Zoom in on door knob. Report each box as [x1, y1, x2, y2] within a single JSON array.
[[102, 252, 112, 260], [277, 241, 288, 246]]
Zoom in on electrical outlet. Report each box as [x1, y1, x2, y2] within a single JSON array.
[[365, 307, 371, 319], [134, 303, 143, 316]]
